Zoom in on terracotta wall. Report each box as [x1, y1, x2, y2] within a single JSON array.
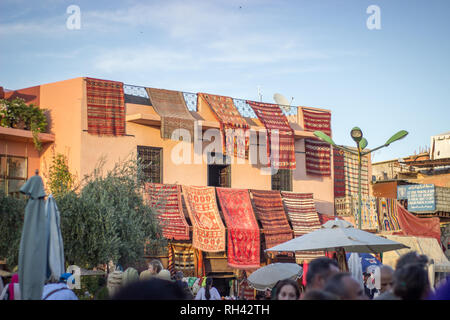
[[0, 140, 40, 179]]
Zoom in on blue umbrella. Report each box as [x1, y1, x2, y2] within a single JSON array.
[[346, 252, 381, 273], [46, 194, 65, 282]]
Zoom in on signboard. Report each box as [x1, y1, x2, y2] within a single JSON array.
[[406, 184, 436, 212], [397, 185, 408, 200]]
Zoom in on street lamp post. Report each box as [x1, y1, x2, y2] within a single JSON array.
[[314, 128, 408, 229]]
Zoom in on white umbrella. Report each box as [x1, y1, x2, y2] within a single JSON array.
[[247, 263, 302, 291], [266, 218, 408, 254]]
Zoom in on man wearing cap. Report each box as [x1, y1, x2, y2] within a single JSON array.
[[42, 273, 78, 300]]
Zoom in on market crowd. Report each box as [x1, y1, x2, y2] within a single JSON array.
[[1, 251, 449, 300]]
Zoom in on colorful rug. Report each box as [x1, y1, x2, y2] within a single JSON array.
[[377, 198, 401, 231], [247, 101, 296, 169], [333, 148, 345, 197], [144, 183, 190, 240], [302, 109, 332, 176], [182, 186, 226, 252], [198, 93, 249, 159], [351, 195, 379, 230], [167, 242, 204, 277], [344, 150, 369, 197], [146, 87, 196, 140], [216, 188, 260, 269], [249, 189, 293, 249], [85, 78, 125, 136], [281, 191, 325, 263]]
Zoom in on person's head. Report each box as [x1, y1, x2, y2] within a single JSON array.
[[122, 267, 139, 287], [379, 265, 395, 294], [111, 278, 189, 300], [393, 263, 430, 300], [324, 273, 367, 300], [301, 289, 338, 300], [174, 271, 184, 281], [273, 279, 300, 300], [148, 260, 163, 275], [396, 252, 428, 270], [306, 257, 340, 290], [204, 277, 213, 300], [264, 288, 271, 299]]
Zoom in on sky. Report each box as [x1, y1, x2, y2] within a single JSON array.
[[1, 0, 449, 163]]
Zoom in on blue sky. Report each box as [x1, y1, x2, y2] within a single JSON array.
[[1, 0, 449, 162]]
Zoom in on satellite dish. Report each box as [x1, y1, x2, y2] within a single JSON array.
[[273, 93, 294, 113]]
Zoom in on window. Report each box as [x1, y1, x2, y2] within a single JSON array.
[[137, 146, 162, 183], [0, 155, 28, 196], [207, 153, 231, 188], [271, 169, 293, 191]]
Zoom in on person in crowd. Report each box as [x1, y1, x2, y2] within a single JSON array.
[[106, 269, 124, 298], [0, 274, 20, 300], [323, 272, 368, 300], [393, 263, 430, 300], [301, 289, 338, 300], [264, 288, 272, 300], [122, 267, 139, 287], [396, 251, 428, 269], [111, 277, 190, 300], [427, 276, 450, 300], [139, 259, 163, 280], [272, 279, 300, 300], [174, 271, 194, 299], [255, 291, 265, 300], [195, 277, 221, 300], [42, 273, 78, 300], [154, 269, 172, 281], [363, 272, 376, 299], [304, 257, 340, 292], [377, 265, 395, 296]]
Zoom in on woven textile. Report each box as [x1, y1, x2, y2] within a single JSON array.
[[238, 279, 255, 300], [146, 87, 196, 140], [168, 243, 196, 277], [247, 101, 296, 169], [85, 78, 125, 136], [249, 190, 293, 249], [377, 198, 401, 231], [344, 151, 369, 197], [144, 183, 190, 240], [216, 188, 260, 269], [281, 191, 325, 263], [198, 93, 249, 159], [351, 195, 379, 230], [302, 109, 332, 176], [182, 186, 226, 252], [397, 203, 441, 244], [333, 148, 345, 197]]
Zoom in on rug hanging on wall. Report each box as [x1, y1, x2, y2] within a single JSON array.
[[85, 77, 126, 136], [182, 186, 226, 252], [280, 191, 325, 263], [198, 93, 249, 159], [302, 109, 332, 176], [249, 189, 293, 250], [247, 101, 296, 169], [344, 150, 370, 197], [351, 195, 379, 230], [146, 87, 196, 140], [144, 183, 190, 240], [377, 198, 401, 231], [333, 148, 346, 197], [216, 187, 260, 269]]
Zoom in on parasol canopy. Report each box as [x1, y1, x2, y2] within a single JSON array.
[[247, 263, 302, 291]]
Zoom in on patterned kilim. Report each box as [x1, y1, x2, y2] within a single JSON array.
[[169, 243, 196, 277], [247, 101, 296, 169], [344, 151, 369, 197], [377, 198, 401, 231], [146, 87, 196, 140], [351, 195, 379, 230], [280, 191, 325, 263], [85, 78, 125, 135], [216, 188, 260, 269], [198, 93, 249, 159], [249, 190, 293, 249], [182, 186, 226, 252], [144, 183, 190, 240], [333, 148, 345, 197], [302, 109, 332, 176]]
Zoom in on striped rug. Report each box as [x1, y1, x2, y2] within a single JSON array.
[[280, 191, 325, 263], [377, 198, 401, 231], [144, 183, 190, 240], [85, 77, 125, 136], [249, 189, 293, 250], [344, 151, 369, 197]]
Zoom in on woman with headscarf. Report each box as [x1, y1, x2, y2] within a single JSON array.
[[0, 274, 21, 300]]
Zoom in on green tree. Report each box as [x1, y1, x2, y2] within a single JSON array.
[[47, 153, 74, 197]]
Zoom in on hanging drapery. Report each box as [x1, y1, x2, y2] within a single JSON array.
[[144, 183, 190, 240], [198, 93, 249, 159], [351, 195, 379, 230], [302, 109, 332, 176], [85, 77, 126, 136], [249, 189, 293, 249], [182, 186, 226, 252], [146, 87, 196, 140], [167, 242, 204, 277], [344, 150, 370, 197], [377, 198, 401, 231], [280, 191, 325, 263], [397, 202, 441, 244], [247, 101, 296, 169], [216, 187, 260, 269], [333, 147, 346, 197]]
